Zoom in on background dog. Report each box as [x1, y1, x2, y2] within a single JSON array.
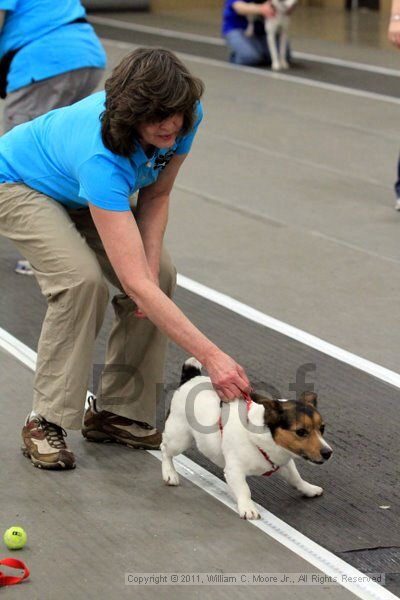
[[266, 0, 297, 71], [161, 358, 332, 520], [246, 0, 297, 71]]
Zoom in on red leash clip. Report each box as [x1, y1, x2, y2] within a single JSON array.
[[0, 558, 30, 586], [242, 391, 253, 409], [243, 392, 280, 476]]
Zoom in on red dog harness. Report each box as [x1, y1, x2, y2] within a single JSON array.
[[219, 393, 279, 477], [0, 558, 30, 587]]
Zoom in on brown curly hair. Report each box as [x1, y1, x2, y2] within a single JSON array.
[[101, 47, 204, 157]]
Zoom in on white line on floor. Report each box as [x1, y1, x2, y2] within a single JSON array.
[[0, 327, 36, 370], [293, 51, 400, 77], [91, 15, 400, 78], [177, 275, 400, 389], [0, 326, 397, 600], [102, 38, 400, 106]]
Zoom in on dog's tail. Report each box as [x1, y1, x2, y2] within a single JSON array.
[[180, 357, 202, 386]]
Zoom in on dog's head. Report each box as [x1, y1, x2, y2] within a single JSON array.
[[250, 391, 332, 464]]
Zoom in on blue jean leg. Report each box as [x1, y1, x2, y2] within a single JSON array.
[[225, 29, 290, 66], [225, 30, 269, 65]]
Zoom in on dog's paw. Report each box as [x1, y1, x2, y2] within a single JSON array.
[[271, 63, 281, 71], [238, 501, 261, 520], [300, 483, 323, 498], [280, 60, 289, 70], [162, 465, 180, 486]]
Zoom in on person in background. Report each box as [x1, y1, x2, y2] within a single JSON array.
[[0, 0, 106, 272], [388, 0, 400, 209], [222, 0, 289, 66], [0, 48, 251, 471]]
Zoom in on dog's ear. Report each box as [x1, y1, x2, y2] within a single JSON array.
[[262, 399, 285, 428], [300, 391, 318, 407], [250, 391, 274, 404], [250, 392, 284, 428]]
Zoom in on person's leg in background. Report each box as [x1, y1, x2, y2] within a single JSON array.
[[395, 153, 400, 210], [0, 183, 110, 469], [225, 29, 266, 65], [252, 31, 292, 67], [69, 208, 176, 450], [3, 66, 104, 275], [225, 29, 291, 67]]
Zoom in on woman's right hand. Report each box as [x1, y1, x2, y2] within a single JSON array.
[[203, 349, 251, 402]]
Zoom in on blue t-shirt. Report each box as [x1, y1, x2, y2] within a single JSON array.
[[222, 0, 265, 36], [0, 0, 106, 93], [0, 91, 203, 211]]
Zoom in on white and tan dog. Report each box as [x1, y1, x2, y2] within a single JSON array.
[[161, 358, 332, 520]]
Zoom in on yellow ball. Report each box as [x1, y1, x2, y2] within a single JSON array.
[[3, 526, 27, 550]]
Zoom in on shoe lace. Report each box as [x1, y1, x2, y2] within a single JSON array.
[[39, 420, 68, 449]]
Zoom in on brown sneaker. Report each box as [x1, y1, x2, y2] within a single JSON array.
[[82, 396, 161, 450], [21, 414, 76, 470]]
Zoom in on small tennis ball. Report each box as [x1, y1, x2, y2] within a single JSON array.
[[3, 526, 27, 550]]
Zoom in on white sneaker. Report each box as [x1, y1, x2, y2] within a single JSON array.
[[395, 198, 400, 211], [15, 260, 33, 275]]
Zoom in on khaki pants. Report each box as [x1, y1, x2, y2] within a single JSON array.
[[3, 67, 104, 133], [0, 183, 176, 429]]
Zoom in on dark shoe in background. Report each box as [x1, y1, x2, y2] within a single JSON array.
[[82, 396, 162, 450]]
